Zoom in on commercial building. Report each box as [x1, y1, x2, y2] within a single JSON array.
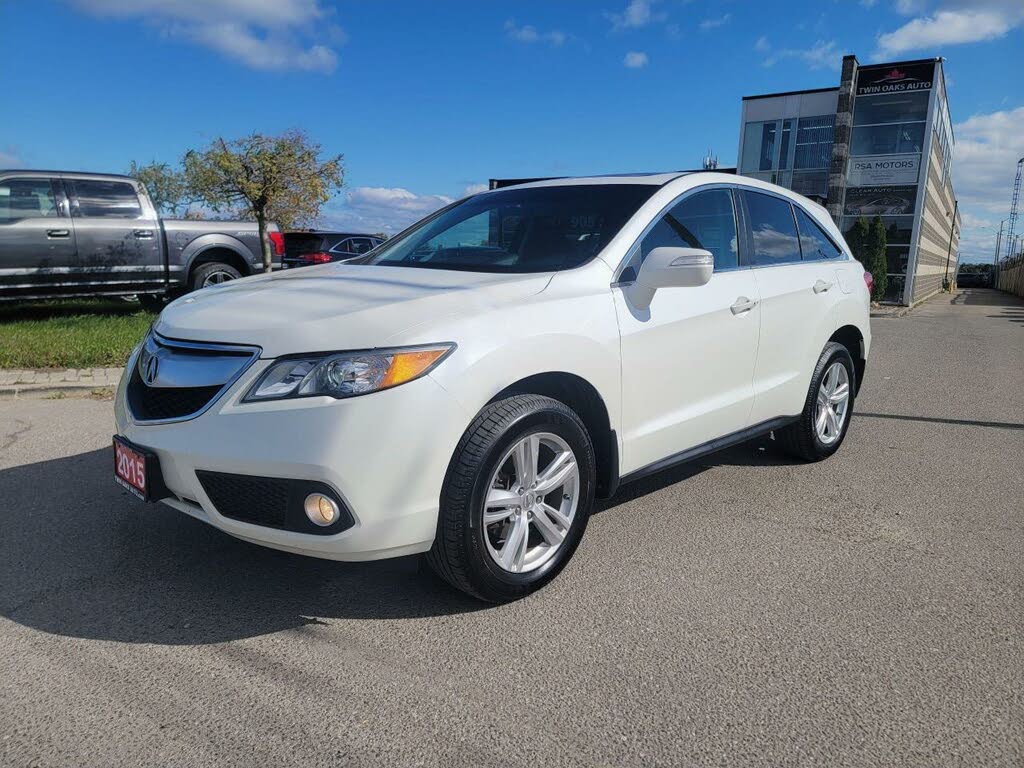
[[738, 55, 960, 304]]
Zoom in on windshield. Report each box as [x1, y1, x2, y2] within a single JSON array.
[[361, 184, 657, 273]]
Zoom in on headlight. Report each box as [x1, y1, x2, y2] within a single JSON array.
[[243, 343, 455, 402]]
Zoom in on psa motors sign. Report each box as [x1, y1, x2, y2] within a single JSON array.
[[848, 153, 921, 186], [856, 62, 934, 95]]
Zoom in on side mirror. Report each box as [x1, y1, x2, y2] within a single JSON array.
[[629, 247, 714, 309]]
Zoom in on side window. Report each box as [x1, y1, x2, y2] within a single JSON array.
[[0, 178, 60, 222], [347, 238, 374, 255], [793, 206, 843, 261], [330, 238, 353, 253], [71, 180, 142, 219], [639, 189, 738, 270], [742, 190, 801, 266]]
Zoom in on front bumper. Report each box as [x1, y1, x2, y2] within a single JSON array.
[[114, 349, 470, 561]]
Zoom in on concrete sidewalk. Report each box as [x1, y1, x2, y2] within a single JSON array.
[[0, 367, 123, 395]]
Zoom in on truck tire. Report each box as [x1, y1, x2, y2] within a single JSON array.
[[427, 394, 595, 602], [190, 262, 241, 291]]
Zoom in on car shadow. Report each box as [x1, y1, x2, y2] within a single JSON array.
[[0, 447, 488, 646], [597, 434, 798, 514], [1, 433, 798, 646]]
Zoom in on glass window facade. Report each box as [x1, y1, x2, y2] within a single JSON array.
[[740, 114, 834, 198]]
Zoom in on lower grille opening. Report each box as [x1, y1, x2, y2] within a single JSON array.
[[196, 471, 353, 535]]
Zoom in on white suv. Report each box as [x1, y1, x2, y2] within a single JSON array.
[[113, 172, 871, 602]]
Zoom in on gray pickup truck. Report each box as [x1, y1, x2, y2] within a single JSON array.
[[0, 170, 280, 307]]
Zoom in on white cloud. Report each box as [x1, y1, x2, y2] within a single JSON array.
[[761, 39, 841, 70], [950, 106, 1024, 262], [68, 0, 341, 72], [462, 183, 489, 196], [875, 1, 1024, 58], [699, 14, 732, 31], [606, 0, 665, 31], [894, 0, 927, 14], [322, 186, 454, 235], [877, 10, 1013, 56], [623, 51, 649, 68], [504, 19, 566, 47]]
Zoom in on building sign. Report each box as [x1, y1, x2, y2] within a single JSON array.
[[856, 62, 934, 95], [844, 185, 918, 217], [847, 153, 921, 186]]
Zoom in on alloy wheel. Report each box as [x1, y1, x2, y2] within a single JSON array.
[[482, 432, 579, 574], [815, 361, 851, 445]]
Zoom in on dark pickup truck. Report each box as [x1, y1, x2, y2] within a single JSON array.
[[0, 170, 281, 305]]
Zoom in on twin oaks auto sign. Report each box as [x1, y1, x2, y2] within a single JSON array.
[[848, 154, 921, 186], [856, 62, 935, 95]]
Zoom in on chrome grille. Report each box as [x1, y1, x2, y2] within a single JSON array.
[[126, 332, 260, 424]]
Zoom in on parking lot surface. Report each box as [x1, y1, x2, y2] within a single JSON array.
[[1, 289, 1021, 767]]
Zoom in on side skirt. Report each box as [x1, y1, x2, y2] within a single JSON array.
[[616, 416, 799, 488]]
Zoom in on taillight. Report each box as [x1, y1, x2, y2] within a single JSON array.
[[863, 270, 874, 297], [299, 251, 332, 264], [269, 231, 285, 256]]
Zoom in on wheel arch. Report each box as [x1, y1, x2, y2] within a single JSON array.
[[188, 246, 252, 281], [491, 372, 618, 500], [829, 324, 866, 394]]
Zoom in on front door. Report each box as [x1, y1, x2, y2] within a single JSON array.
[[614, 187, 760, 475], [0, 176, 77, 297], [66, 177, 162, 293]]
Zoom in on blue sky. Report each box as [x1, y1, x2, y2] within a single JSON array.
[[2, 0, 1022, 262]]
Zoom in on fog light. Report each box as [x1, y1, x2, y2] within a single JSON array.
[[304, 493, 340, 526]]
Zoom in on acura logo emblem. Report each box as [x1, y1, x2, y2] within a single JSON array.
[[143, 355, 159, 385]]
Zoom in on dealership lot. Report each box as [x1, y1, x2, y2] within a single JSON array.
[[1, 289, 1021, 767]]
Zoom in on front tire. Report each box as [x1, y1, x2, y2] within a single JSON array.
[[427, 395, 596, 602], [777, 341, 856, 461]]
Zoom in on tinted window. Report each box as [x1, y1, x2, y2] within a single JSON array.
[[72, 180, 142, 218], [364, 184, 656, 273], [285, 233, 326, 257], [347, 237, 374, 255], [0, 178, 59, 222], [850, 123, 926, 156], [794, 206, 842, 260], [639, 189, 738, 270], [743, 191, 801, 266]]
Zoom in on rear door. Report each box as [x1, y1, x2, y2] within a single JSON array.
[[614, 187, 761, 473], [66, 177, 162, 293], [741, 190, 836, 423], [0, 176, 76, 297]]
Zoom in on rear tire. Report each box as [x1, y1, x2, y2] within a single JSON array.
[[427, 395, 596, 602], [190, 262, 241, 291], [777, 341, 856, 461]]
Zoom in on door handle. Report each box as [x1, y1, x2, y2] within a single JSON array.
[[730, 296, 758, 315], [46, 229, 70, 238], [133, 229, 154, 239], [813, 279, 834, 294]]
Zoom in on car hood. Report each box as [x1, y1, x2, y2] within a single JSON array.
[[155, 263, 554, 357]]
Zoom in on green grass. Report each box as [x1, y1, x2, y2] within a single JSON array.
[[0, 299, 156, 369]]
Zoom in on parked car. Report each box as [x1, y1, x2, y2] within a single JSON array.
[[113, 172, 871, 602], [0, 170, 282, 307], [283, 231, 384, 269]]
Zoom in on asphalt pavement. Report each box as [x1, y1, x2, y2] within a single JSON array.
[[1, 288, 1021, 767]]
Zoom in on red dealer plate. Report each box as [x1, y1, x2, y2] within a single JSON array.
[[113, 436, 149, 500]]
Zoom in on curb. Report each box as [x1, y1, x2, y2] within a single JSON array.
[[0, 382, 118, 398]]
